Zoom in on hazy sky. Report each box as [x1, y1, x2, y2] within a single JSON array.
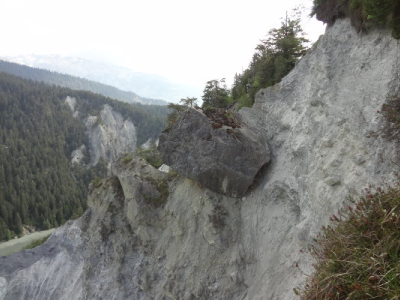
[[0, 0, 325, 88]]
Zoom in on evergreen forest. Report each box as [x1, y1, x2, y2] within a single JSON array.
[[0, 72, 168, 241]]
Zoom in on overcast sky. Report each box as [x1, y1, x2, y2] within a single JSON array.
[[0, 0, 325, 88]]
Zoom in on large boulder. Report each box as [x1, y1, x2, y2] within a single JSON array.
[[158, 107, 270, 197]]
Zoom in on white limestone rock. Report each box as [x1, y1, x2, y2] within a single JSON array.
[[158, 164, 171, 173], [86, 104, 137, 167], [69, 103, 137, 169], [71, 144, 86, 165]]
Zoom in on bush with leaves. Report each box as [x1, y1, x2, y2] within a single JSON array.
[[165, 103, 186, 127], [23, 234, 51, 250], [298, 183, 400, 299], [312, 0, 400, 39], [135, 143, 163, 169]]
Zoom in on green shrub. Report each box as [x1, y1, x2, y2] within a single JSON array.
[[91, 176, 103, 188], [298, 183, 400, 299], [23, 234, 51, 250], [135, 143, 163, 169], [143, 176, 169, 207], [122, 154, 133, 163], [312, 0, 400, 39], [70, 206, 84, 220], [166, 103, 186, 126]]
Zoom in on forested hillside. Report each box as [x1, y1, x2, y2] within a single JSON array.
[[196, 9, 310, 109], [0, 60, 167, 105], [0, 72, 167, 241]]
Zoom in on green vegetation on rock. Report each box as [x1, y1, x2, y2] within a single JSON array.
[[23, 234, 51, 250], [143, 176, 169, 207], [166, 103, 186, 127], [135, 143, 163, 169], [298, 183, 400, 299], [197, 9, 309, 110], [202, 78, 231, 109], [311, 0, 400, 39], [298, 93, 400, 299]]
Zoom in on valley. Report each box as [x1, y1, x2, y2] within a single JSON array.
[[0, 228, 55, 257]]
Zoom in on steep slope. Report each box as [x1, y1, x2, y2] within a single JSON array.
[[1, 18, 399, 300], [0, 60, 167, 105], [2, 55, 203, 102]]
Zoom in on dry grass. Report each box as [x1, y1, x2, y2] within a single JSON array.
[[298, 183, 400, 299]]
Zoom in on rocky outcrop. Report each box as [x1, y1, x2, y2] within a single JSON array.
[[0, 157, 243, 300], [1, 18, 400, 300], [85, 104, 137, 166], [71, 144, 86, 165], [158, 108, 270, 197], [66, 101, 137, 169]]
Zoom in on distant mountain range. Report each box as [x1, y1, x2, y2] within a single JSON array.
[[0, 59, 166, 105], [2, 54, 203, 103]]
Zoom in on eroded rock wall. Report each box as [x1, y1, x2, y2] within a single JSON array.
[[86, 104, 137, 167], [0, 158, 245, 300], [67, 102, 137, 168], [239, 18, 400, 299]]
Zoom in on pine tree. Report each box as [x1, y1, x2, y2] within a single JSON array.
[[202, 79, 230, 108], [0, 217, 9, 241], [231, 8, 309, 107], [179, 97, 198, 107], [14, 212, 23, 235]]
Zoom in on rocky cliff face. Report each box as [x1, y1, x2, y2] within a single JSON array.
[[1, 19, 400, 300], [66, 98, 137, 169], [85, 104, 137, 167]]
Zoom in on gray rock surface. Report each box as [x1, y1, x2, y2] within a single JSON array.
[[67, 101, 137, 169], [86, 104, 137, 167], [1, 18, 400, 300], [0, 157, 243, 300], [158, 108, 270, 197]]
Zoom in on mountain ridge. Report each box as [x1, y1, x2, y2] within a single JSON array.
[[0, 59, 167, 105], [2, 54, 203, 102]]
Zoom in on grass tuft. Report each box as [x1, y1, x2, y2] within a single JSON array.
[[299, 182, 400, 299]]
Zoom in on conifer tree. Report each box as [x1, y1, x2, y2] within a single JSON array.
[[202, 79, 229, 108], [179, 97, 198, 107], [231, 8, 309, 108]]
